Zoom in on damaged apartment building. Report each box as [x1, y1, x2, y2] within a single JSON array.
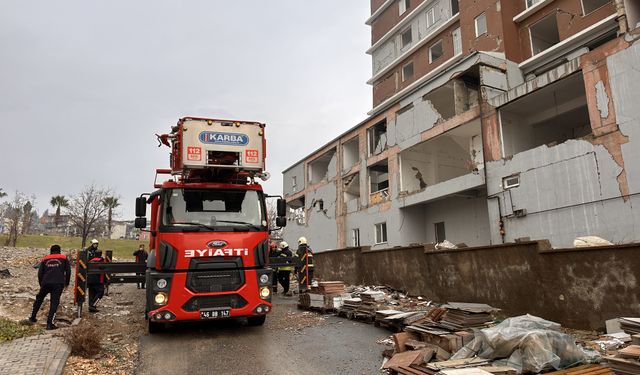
[[282, 0, 640, 251]]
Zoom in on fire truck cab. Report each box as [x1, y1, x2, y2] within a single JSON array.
[[134, 117, 286, 333]]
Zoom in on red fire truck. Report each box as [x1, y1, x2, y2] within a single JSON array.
[[133, 117, 287, 333]]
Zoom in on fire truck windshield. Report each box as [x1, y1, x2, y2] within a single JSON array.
[[161, 188, 266, 232]]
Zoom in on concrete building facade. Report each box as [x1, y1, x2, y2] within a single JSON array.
[[282, 0, 640, 251]]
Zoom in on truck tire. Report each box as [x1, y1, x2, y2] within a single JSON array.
[[247, 316, 266, 326], [147, 320, 163, 334]]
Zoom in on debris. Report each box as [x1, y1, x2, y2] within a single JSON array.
[[619, 317, 640, 335], [573, 236, 613, 247], [434, 240, 456, 250], [0, 269, 11, 278], [383, 349, 434, 371], [605, 345, 640, 374]]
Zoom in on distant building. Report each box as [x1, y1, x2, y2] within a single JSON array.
[[109, 220, 136, 240], [283, 0, 640, 250]]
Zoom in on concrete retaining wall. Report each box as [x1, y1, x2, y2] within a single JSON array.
[[313, 241, 640, 330]]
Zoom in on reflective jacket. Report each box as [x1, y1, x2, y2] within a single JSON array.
[[296, 245, 314, 268], [38, 253, 71, 286], [279, 247, 293, 271]]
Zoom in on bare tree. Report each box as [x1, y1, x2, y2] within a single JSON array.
[[3, 192, 32, 246], [20, 199, 37, 235], [68, 185, 112, 248]]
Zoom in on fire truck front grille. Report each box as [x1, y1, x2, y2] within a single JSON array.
[[182, 294, 248, 312], [186, 258, 245, 293], [186, 269, 244, 293]]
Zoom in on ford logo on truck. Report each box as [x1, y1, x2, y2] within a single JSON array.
[[199, 131, 249, 146], [207, 240, 227, 248]]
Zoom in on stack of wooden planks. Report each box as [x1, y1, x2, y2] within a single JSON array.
[[606, 344, 640, 375]]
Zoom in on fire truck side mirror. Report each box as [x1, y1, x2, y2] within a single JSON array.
[[277, 198, 286, 217], [134, 217, 147, 229], [135, 197, 147, 217], [276, 217, 287, 228]]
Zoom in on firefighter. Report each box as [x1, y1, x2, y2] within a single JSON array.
[[28, 245, 71, 330], [268, 242, 279, 291], [278, 241, 293, 296], [296, 237, 314, 293], [88, 250, 105, 312], [132, 244, 148, 289], [86, 238, 99, 259]]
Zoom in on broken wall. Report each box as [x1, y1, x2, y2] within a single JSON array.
[[313, 241, 640, 330], [421, 194, 491, 246], [282, 162, 305, 197]]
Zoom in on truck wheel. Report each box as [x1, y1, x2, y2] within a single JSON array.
[[247, 316, 266, 326], [147, 320, 163, 334]]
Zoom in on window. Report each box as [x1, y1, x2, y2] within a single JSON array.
[[475, 13, 487, 37], [426, 7, 436, 28], [503, 175, 520, 189], [526, 0, 544, 8], [429, 40, 444, 63], [292, 176, 298, 190], [435, 222, 446, 243], [375, 222, 388, 244], [399, 0, 410, 15], [529, 13, 560, 55], [452, 27, 462, 55], [451, 0, 460, 15], [401, 28, 413, 48], [368, 121, 388, 155], [402, 62, 414, 82], [351, 229, 360, 247], [581, 0, 610, 15]]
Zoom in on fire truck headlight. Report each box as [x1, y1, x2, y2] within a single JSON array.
[[259, 274, 269, 284], [259, 287, 271, 299], [156, 279, 168, 289], [154, 292, 168, 305]]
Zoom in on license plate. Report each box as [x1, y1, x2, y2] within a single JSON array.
[[200, 309, 231, 319]]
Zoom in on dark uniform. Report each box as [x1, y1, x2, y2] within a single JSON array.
[[132, 247, 148, 289], [278, 245, 293, 295], [29, 245, 71, 330], [296, 243, 314, 292], [88, 251, 105, 312], [269, 244, 280, 290]]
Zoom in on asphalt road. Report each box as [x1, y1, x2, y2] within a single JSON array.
[[137, 295, 389, 375]]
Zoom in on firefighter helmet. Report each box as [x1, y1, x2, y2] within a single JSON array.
[[279, 241, 288, 249], [298, 237, 307, 245], [91, 239, 99, 245]]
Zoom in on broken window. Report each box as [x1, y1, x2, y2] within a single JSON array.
[[581, 0, 610, 15], [499, 73, 591, 157], [369, 160, 390, 204], [475, 13, 487, 37], [399, 0, 410, 15], [434, 222, 446, 243], [426, 7, 436, 28], [343, 172, 361, 202], [529, 13, 560, 55], [342, 137, 360, 171], [429, 40, 444, 63], [422, 78, 479, 121], [287, 196, 305, 225], [291, 176, 298, 192], [401, 61, 414, 82], [399, 119, 483, 193], [308, 149, 336, 184], [375, 222, 388, 244], [401, 28, 412, 49], [451, 0, 459, 16], [452, 27, 462, 56], [351, 228, 360, 247], [368, 121, 388, 156]]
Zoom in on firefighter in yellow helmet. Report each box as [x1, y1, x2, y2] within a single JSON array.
[[277, 241, 293, 295], [296, 237, 314, 293]]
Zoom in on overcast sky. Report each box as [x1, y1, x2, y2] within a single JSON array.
[[0, 1, 372, 219]]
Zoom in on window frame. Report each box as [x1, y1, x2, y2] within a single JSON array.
[[580, 0, 610, 16], [401, 27, 413, 49], [452, 27, 462, 56], [429, 39, 444, 63], [351, 228, 361, 247], [374, 222, 388, 244], [401, 61, 414, 82], [426, 7, 436, 28], [434, 221, 446, 243], [399, 0, 410, 15], [475, 12, 487, 37]]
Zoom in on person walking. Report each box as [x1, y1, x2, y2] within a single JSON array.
[[28, 245, 71, 330], [277, 241, 293, 296], [296, 237, 314, 293], [132, 244, 148, 289], [87, 250, 105, 312]]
